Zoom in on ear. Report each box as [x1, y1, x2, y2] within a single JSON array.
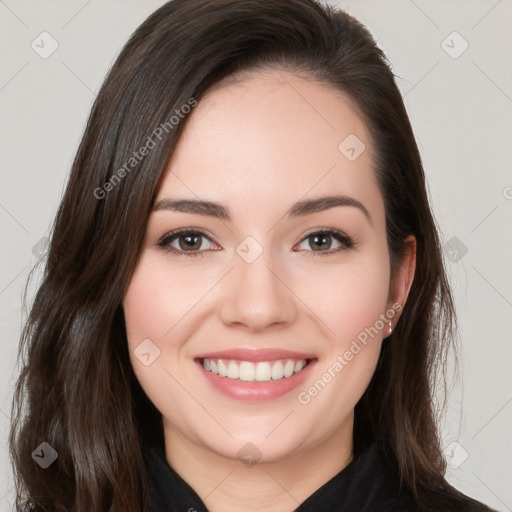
[[387, 235, 416, 322]]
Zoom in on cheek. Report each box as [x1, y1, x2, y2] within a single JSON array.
[[123, 253, 215, 344], [291, 247, 389, 410], [123, 253, 211, 433], [295, 248, 390, 347]]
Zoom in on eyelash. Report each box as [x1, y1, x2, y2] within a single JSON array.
[[156, 227, 355, 258]]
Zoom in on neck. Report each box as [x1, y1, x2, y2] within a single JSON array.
[[163, 415, 354, 512]]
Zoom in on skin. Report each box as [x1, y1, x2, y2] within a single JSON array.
[[123, 69, 416, 512]]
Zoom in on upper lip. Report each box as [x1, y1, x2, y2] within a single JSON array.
[[195, 348, 316, 362]]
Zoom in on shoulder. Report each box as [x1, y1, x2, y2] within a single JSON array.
[[377, 492, 496, 512], [360, 444, 497, 512], [386, 477, 498, 512], [412, 484, 499, 512]]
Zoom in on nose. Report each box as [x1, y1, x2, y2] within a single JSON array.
[[218, 247, 298, 333]]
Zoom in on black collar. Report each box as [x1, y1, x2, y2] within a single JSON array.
[[143, 441, 419, 511]]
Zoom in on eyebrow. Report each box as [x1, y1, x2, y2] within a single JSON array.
[[152, 195, 372, 225]]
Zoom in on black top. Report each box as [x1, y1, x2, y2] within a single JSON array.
[[142, 441, 495, 512]]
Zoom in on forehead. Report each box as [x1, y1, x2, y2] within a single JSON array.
[[157, 69, 384, 227]]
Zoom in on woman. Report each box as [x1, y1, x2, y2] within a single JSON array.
[[9, 1, 497, 511]]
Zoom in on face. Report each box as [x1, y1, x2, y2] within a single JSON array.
[[123, 69, 414, 464]]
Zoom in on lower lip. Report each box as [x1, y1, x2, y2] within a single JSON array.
[[196, 359, 317, 401]]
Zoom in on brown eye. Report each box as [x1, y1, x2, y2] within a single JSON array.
[[295, 229, 355, 256], [177, 233, 202, 251], [308, 232, 333, 251], [157, 229, 219, 257]]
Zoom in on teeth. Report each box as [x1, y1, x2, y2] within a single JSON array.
[[271, 361, 284, 380], [202, 358, 308, 382], [255, 362, 272, 381], [218, 359, 228, 377], [283, 360, 295, 377], [239, 361, 255, 381], [227, 361, 239, 379]]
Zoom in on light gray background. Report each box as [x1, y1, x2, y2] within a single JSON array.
[[1, 0, 511, 510]]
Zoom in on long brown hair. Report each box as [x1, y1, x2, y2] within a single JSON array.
[[9, 1, 488, 511]]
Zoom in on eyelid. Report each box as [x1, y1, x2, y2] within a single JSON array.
[[298, 226, 349, 243], [158, 226, 215, 241]]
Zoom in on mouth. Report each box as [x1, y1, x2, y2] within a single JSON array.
[[199, 357, 314, 382], [193, 349, 317, 401]]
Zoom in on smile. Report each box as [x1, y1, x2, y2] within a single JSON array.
[[194, 348, 317, 401], [202, 358, 310, 382]]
